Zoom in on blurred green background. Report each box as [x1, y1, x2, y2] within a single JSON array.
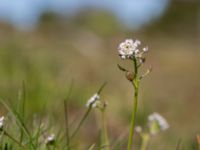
[[0, 0, 199, 149]]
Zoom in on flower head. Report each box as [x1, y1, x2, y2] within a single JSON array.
[[148, 112, 169, 135], [118, 38, 148, 60], [135, 126, 142, 133], [46, 134, 55, 145], [86, 93, 100, 108], [0, 116, 4, 130]]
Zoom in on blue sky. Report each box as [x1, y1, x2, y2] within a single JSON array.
[[0, 0, 170, 30]]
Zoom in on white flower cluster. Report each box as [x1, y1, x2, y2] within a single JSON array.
[[0, 116, 4, 130], [46, 134, 55, 145], [148, 112, 169, 131], [86, 93, 100, 108], [118, 39, 148, 60]]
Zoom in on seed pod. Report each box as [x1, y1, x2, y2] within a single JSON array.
[[103, 101, 108, 108], [139, 57, 146, 64], [126, 71, 134, 82]]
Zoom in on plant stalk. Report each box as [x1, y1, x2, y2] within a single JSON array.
[[140, 134, 150, 150], [70, 82, 106, 139], [101, 109, 110, 150], [127, 58, 139, 150], [70, 107, 92, 139]]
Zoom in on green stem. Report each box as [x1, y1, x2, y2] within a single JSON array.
[[70, 107, 92, 139], [127, 58, 139, 150], [20, 81, 26, 143], [70, 82, 106, 139], [64, 99, 70, 149], [101, 109, 110, 150], [140, 134, 150, 150]]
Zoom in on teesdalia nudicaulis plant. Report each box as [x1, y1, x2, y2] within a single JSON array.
[[117, 38, 151, 150]]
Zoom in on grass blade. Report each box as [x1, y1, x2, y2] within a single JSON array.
[[0, 98, 36, 149], [64, 80, 73, 150]]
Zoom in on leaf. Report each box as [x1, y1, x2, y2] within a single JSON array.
[[117, 64, 128, 72]]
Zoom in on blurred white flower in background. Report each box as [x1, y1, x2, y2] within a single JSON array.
[[46, 134, 55, 145], [135, 126, 142, 133], [148, 112, 169, 135], [0, 116, 4, 130], [86, 93, 100, 108]]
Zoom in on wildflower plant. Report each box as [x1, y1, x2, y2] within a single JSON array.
[[148, 112, 169, 135], [85, 84, 110, 150], [67, 82, 108, 149], [118, 38, 151, 150], [136, 112, 169, 150]]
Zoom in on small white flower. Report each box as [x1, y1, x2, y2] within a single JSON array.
[[133, 40, 141, 47], [86, 93, 100, 108], [148, 112, 169, 131], [0, 116, 4, 130], [143, 47, 148, 52], [135, 49, 140, 55], [46, 134, 55, 145], [118, 39, 140, 59], [118, 39, 148, 60], [135, 126, 142, 133]]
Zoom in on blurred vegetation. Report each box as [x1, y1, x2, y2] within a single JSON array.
[[0, 1, 199, 149]]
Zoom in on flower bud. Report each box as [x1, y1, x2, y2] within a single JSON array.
[[139, 57, 146, 64], [126, 71, 134, 82]]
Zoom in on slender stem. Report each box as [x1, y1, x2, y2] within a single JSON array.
[[140, 134, 150, 150], [64, 100, 70, 149], [101, 109, 110, 150], [64, 81, 73, 149], [133, 58, 138, 75], [127, 58, 139, 150], [127, 84, 139, 150], [70, 107, 92, 139], [70, 82, 106, 139], [20, 81, 26, 143], [97, 82, 107, 95], [0, 99, 36, 149]]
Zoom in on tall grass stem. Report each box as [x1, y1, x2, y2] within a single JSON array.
[[70, 107, 92, 139]]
